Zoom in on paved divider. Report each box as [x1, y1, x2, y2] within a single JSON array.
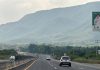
[[0, 55, 38, 70], [8, 58, 36, 70]]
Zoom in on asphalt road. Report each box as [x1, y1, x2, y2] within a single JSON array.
[[27, 55, 100, 70]]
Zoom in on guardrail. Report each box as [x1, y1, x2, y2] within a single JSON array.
[[9, 59, 33, 70], [0, 54, 39, 70], [0, 58, 34, 70], [0, 56, 38, 70], [8, 58, 35, 70]]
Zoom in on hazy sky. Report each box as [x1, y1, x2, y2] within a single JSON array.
[[0, 0, 99, 24]]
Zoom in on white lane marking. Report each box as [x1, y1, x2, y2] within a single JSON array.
[[47, 61, 53, 67], [47, 61, 58, 70], [54, 67, 58, 69]]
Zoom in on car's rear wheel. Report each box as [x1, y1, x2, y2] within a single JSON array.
[[59, 63, 62, 66], [69, 63, 71, 67]]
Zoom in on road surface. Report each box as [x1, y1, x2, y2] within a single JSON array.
[[26, 55, 100, 70]]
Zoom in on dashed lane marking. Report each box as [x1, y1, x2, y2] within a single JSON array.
[[54, 67, 58, 69], [47, 61, 58, 70]]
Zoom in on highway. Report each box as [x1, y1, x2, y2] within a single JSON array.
[[26, 55, 100, 70]]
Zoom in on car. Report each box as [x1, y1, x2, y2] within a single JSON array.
[[46, 57, 51, 60], [59, 56, 71, 67]]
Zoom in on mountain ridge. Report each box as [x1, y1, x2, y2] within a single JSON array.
[[0, 1, 100, 46]]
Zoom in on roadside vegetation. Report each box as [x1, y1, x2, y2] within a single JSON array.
[[0, 49, 17, 59], [0, 49, 34, 61], [20, 44, 100, 64]]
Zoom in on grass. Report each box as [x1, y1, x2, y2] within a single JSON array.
[[0, 55, 11, 59], [0, 49, 17, 60], [73, 57, 100, 64]]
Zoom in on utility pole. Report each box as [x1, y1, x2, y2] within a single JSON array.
[[95, 40, 99, 56]]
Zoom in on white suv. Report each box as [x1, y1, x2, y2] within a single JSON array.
[[59, 56, 71, 67]]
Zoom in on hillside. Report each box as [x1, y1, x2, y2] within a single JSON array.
[[0, 2, 100, 46]]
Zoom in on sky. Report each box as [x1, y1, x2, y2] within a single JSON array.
[[0, 0, 99, 25]]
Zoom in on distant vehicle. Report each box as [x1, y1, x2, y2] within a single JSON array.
[[59, 56, 71, 67], [46, 57, 51, 60]]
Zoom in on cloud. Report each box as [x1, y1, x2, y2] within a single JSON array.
[[0, 0, 99, 24]]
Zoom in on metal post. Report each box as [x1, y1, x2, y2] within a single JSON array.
[[95, 40, 99, 56]]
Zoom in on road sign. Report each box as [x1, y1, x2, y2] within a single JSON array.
[[92, 12, 100, 31]]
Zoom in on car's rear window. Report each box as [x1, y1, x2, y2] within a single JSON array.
[[62, 56, 70, 60]]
